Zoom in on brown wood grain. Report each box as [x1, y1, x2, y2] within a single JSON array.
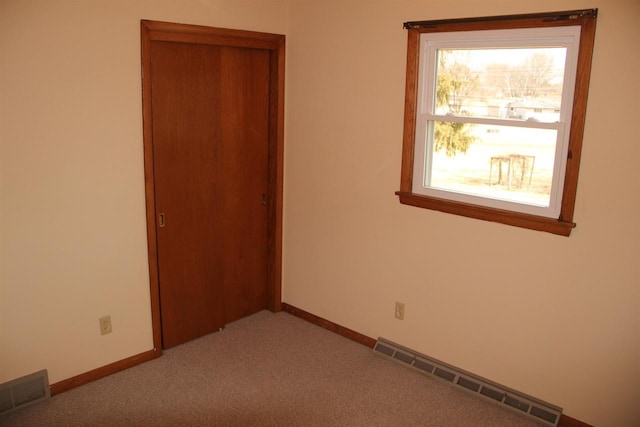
[[559, 414, 594, 427], [151, 40, 227, 348], [140, 21, 164, 355], [396, 191, 576, 236], [560, 14, 598, 222], [282, 303, 377, 349], [50, 349, 159, 395], [399, 29, 419, 192], [141, 21, 285, 350], [267, 38, 286, 313]]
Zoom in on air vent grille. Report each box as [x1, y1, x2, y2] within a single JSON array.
[[373, 338, 562, 426], [0, 370, 50, 415]]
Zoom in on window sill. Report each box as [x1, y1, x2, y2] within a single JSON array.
[[395, 191, 576, 236]]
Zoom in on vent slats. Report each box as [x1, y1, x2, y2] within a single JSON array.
[[531, 406, 559, 423], [13, 378, 46, 406], [373, 338, 562, 426], [393, 351, 414, 364], [0, 370, 50, 415], [480, 385, 504, 401], [374, 343, 395, 357], [457, 377, 481, 392], [433, 367, 456, 382], [505, 395, 531, 412], [413, 359, 434, 374], [0, 387, 13, 413]]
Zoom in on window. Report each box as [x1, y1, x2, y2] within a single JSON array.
[[396, 10, 598, 236]]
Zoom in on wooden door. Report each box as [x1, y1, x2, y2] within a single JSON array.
[[141, 21, 285, 350]]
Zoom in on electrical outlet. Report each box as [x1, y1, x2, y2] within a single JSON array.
[[99, 315, 112, 335], [395, 302, 405, 320]]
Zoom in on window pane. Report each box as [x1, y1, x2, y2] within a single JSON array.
[[434, 48, 567, 123], [426, 122, 557, 208]]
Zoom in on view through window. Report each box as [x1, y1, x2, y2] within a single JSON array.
[[413, 28, 579, 218]]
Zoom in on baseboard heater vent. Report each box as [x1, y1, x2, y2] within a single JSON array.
[[373, 338, 562, 426], [0, 370, 50, 415]]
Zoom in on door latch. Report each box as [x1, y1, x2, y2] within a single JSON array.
[[159, 213, 165, 227]]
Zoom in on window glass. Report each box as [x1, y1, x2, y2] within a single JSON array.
[[425, 124, 557, 208], [412, 28, 579, 218], [433, 48, 567, 123]]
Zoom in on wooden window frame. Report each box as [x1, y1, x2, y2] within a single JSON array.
[[396, 9, 598, 236]]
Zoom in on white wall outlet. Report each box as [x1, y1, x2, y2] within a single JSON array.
[[395, 302, 405, 320], [99, 315, 112, 335]]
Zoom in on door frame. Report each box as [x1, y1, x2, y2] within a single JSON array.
[[140, 20, 285, 354]]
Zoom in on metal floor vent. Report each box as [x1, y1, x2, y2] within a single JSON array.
[[0, 370, 50, 415], [373, 338, 562, 426]]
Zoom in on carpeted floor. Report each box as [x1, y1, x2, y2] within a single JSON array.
[[1, 310, 545, 426]]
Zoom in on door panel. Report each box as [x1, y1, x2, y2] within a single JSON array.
[[150, 41, 269, 348], [216, 47, 270, 324]]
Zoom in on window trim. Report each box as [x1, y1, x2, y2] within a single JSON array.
[[396, 9, 598, 236]]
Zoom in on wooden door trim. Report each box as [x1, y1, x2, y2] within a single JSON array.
[[140, 20, 285, 353], [142, 20, 284, 49]]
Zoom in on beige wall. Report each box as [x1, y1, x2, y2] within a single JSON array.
[[0, 0, 289, 385], [283, 1, 639, 426], [1, 0, 638, 426]]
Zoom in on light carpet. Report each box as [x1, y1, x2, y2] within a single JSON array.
[[1, 310, 545, 426]]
